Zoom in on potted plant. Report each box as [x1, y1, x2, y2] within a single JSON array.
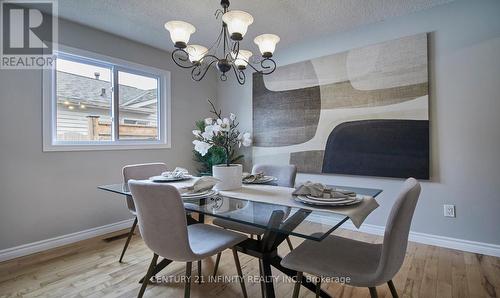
[[192, 120, 243, 176], [192, 99, 252, 190]]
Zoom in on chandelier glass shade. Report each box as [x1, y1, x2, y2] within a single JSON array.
[[164, 21, 196, 48], [164, 0, 279, 85], [221, 10, 254, 40]]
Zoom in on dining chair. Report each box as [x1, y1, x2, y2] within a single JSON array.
[[281, 178, 421, 298], [120, 163, 169, 263], [212, 164, 297, 290], [252, 164, 297, 188], [128, 180, 248, 298]]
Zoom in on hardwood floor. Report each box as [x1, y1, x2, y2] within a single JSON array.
[[0, 225, 498, 298]]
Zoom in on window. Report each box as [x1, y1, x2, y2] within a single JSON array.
[[118, 70, 159, 140], [43, 45, 170, 151]]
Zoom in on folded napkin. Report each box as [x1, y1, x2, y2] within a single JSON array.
[[292, 181, 356, 199], [182, 176, 220, 193], [162, 167, 189, 178], [292, 181, 376, 228], [292, 181, 327, 197], [242, 172, 264, 183]]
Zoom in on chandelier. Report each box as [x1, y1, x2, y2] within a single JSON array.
[[164, 0, 280, 85]]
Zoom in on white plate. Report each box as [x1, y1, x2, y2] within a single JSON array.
[[305, 194, 356, 202], [295, 195, 362, 206], [181, 190, 217, 199], [182, 190, 211, 197], [242, 176, 277, 184], [149, 175, 193, 182]]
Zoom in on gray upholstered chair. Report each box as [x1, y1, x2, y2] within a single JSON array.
[[252, 164, 297, 188], [120, 163, 169, 263], [128, 180, 248, 298], [281, 178, 421, 298]]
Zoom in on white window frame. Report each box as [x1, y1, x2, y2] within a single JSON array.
[[42, 44, 171, 151]]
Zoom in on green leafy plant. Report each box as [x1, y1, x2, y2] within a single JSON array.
[[193, 119, 244, 175], [192, 99, 251, 169]]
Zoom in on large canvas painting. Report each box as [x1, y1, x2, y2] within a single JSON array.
[[252, 33, 429, 179]]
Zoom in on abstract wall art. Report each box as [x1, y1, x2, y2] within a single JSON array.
[[252, 33, 430, 179]]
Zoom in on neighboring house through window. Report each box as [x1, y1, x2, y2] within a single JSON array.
[[43, 45, 171, 151]]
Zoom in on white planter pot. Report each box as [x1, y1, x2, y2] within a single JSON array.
[[212, 164, 242, 191]]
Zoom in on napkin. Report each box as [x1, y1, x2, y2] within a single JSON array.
[[242, 172, 264, 183], [292, 181, 326, 197], [182, 176, 220, 193], [162, 167, 189, 178], [292, 181, 357, 198]]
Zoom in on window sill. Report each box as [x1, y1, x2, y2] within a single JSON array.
[[43, 142, 171, 152]]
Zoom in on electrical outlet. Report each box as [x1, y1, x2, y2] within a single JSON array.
[[444, 204, 455, 217]]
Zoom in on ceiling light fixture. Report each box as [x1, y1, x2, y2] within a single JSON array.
[[164, 0, 280, 85]]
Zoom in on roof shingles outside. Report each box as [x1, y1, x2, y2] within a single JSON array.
[[56, 71, 157, 113]]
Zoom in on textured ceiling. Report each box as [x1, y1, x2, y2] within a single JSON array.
[[54, 0, 453, 53]]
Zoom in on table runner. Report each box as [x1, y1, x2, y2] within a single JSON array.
[[219, 184, 379, 228]]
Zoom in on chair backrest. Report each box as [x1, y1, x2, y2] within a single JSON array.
[[128, 180, 197, 261], [375, 178, 421, 283], [252, 164, 297, 188], [122, 163, 168, 212]]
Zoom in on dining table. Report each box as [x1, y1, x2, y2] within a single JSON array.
[[98, 178, 382, 298]]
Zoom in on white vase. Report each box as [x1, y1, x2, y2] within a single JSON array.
[[212, 164, 242, 191]]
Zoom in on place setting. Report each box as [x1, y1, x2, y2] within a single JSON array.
[[148, 167, 219, 198], [149, 167, 194, 182], [242, 172, 277, 184], [179, 176, 220, 199], [292, 181, 362, 207]]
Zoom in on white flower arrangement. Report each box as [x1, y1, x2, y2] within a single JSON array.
[[193, 100, 252, 166]]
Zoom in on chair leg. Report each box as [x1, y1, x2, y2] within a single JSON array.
[[137, 253, 158, 298], [292, 271, 303, 298], [315, 277, 321, 298], [285, 236, 294, 251], [185, 262, 192, 298], [213, 252, 222, 277], [197, 260, 202, 284], [258, 260, 265, 298], [119, 217, 137, 263], [255, 235, 266, 298], [387, 280, 399, 298], [232, 248, 248, 298], [369, 287, 378, 298]]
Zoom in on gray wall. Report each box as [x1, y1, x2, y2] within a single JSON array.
[[217, 0, 500, 245], [0, 19, 216, 249]]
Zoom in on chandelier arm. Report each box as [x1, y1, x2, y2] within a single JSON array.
[[222, 27, 227, 55], [214, 8, 224, 19], [199, 54, 221, 63], [171, 48, 196, 69], [245, 61, 261, 72], [223, 26, 231, 58], [259, 57, 277, 75], [192, 59, 218, 81], [231, 41, 239, 57], [206, 25, 225, 54], [232, 64, 246, 85], [243, 57, 277, 75]]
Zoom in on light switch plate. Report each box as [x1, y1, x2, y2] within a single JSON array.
[[444, 204, 456, 217]]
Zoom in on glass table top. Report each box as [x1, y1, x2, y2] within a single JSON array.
[[98, 183, 382, 241]]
